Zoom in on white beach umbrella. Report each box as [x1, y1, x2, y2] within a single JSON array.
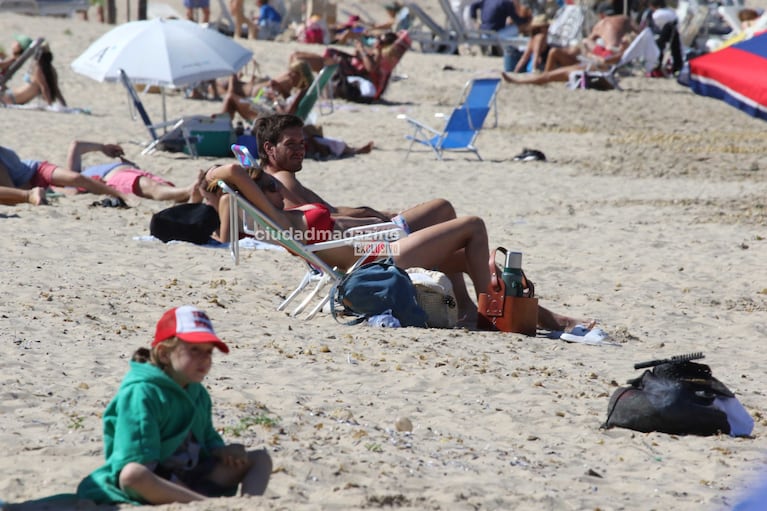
[[71, 18, 252, 123], [71, 18, 252, 87]]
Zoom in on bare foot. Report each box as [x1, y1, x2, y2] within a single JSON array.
[[27, 187, 48, 206], [501, 72, 515, 84], [355, 141, 374, 155], [561, 318, 597, 333], [537, 305, 596, 332]]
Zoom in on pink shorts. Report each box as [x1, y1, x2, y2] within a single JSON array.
[[104, 169, 174, 194], [30, 161, 58, 188]]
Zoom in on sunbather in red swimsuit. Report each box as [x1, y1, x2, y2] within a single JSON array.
[[288, 203, 336, 244]]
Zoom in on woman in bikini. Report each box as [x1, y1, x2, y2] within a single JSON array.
[[220, 61, 314, 122], [0, 44, 66, 107], [289, 30, 410, 101], [204, 162, 590, 331]]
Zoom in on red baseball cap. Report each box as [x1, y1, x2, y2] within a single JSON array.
[[153, 306, 229, 353]]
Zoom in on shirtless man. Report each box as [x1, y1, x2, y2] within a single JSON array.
[[252, 113, 475, 316], [538, 4, 636, 73]]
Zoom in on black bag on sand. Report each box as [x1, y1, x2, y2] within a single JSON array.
[[150, 203, 220, 245], [602, 353, 738, 436]]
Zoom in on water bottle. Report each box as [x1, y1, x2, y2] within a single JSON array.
[[234, 121, 245, 137], [501, 251, 525, 297]]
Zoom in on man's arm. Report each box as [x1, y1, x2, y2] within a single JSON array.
[[66, 141, 124, 172], [271, 170, 394, 220], [334, 205, 394, 222]]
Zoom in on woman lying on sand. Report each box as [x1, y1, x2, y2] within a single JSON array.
[[204, 162, 591, 331]]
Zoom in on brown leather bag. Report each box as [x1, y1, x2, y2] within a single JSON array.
[[477, 247, 539, 335]]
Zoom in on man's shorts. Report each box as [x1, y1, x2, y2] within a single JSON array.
[[30, 161, 58, 188], [105, 169, 174, 195]]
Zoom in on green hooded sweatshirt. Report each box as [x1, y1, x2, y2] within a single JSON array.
[[76, 361, 225, 504]]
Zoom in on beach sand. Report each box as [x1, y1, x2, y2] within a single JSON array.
[[1, 4, 767, 510]]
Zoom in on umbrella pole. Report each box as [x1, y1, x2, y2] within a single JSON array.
[[162, 88, 168, 129]]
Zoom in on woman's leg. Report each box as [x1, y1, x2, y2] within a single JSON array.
[[340, 141, 374, 156], [398, 198, 456, 232], [502, 65, 578, 85], [395, 200, 476, 316], [537, 306, 594, 332], [289, 51, 326, 73], [392, 216, 491, 317], [543, 46, 579, 72], [230, 0, 255, 38], [1, 82, 41, 105], [220, 92, 258, 123]]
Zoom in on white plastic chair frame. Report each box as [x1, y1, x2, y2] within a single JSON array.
[[218, 180, 405, 319]]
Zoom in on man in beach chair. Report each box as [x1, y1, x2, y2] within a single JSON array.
[[205, 155, 595, 330], [253, 113, 475, 314]]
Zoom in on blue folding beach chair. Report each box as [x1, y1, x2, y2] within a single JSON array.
[[400, 77, 500, 160], [461, 76, 500, 128]]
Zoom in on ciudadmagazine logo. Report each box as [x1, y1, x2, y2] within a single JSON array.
[[248, 227, 401, 256]]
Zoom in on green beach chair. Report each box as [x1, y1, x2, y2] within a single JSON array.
[[294, 63, 339, 122]]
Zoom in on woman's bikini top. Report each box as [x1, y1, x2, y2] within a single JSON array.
[[288, 203, 335, 245]]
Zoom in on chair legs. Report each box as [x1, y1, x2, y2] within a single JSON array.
[[277, 267, 336, 319], [278, 268, 322, 312]]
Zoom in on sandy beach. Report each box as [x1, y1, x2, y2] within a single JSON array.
[[1, 3, 767, 509]]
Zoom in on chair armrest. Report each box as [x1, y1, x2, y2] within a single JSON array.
[[397, 114, 441, 137]]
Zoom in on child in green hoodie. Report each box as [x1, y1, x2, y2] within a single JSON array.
[[77, 305, 272, 505]]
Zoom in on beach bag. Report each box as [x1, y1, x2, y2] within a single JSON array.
[[603, 353, 754, 437], [477, 247, 538, 335], [150, 203, 220, 245], [406, 268, 458, 328], [332, 259, 427, 327]]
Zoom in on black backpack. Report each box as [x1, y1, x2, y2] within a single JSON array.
[[150, 203, 220, 245]]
